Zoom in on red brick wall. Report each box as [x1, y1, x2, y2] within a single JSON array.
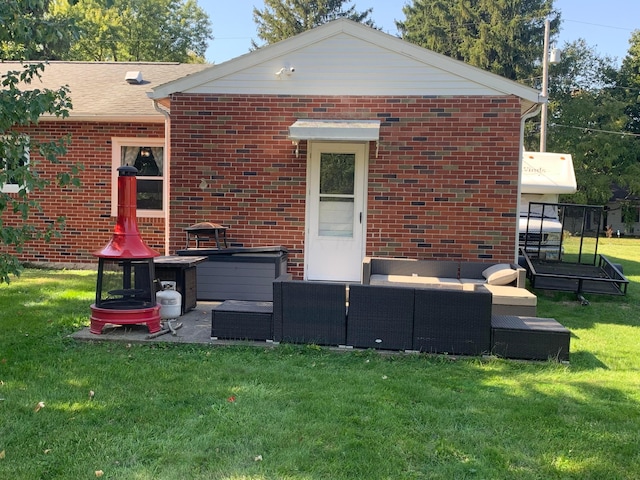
[[5, 122, 165, 265], [168, 94, 522, 278]]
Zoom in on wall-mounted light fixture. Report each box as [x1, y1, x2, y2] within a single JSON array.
[[276, 66, 295, 78]]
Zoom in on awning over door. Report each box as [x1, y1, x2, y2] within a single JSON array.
[[288, 119, 380, 157]]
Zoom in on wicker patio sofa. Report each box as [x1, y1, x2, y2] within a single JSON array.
[[347, 284, 492, 355], [362, 257, 537, 316], [213, 277, 567, 360], [271, 278, 492, 355]]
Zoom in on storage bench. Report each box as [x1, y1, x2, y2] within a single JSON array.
[[491, 315, 570, 361], [178, 246, 288, 302]]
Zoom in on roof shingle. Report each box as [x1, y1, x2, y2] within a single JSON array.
[[1, 61, 211, 121]]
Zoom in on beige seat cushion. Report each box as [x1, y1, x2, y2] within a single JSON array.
[[482, 284, 537, 306], [369, 274, 463, 290]]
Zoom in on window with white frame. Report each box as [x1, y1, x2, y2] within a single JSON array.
[[111, 138, 165, 217], [1, 135, 30, 194]]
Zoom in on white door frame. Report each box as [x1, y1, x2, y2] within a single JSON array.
[[304, 141, 369, 281]]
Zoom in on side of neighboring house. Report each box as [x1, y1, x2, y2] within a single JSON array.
[[605, 186, 640, 236]]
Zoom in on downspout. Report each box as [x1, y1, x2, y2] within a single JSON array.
[[516, 101, 544, 261], [153, 99, 171, 256]]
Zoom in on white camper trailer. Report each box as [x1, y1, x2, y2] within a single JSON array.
[[520, 151, 577, 260]]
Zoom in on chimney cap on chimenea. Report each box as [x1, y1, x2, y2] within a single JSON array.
[[93, 166, 159, 259], [118, 165, 138, 176]]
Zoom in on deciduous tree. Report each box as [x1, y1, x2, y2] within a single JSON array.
[[50, 0, 212, 62], [1, 2, 79, 282], [0, 0, 76, 60], [608, 30, 640, 206], [544, 39, 640, 205]]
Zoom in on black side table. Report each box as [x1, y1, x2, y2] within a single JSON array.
[[154, 256, 207, 314]]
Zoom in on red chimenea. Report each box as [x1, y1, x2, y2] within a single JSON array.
[[90, 165, 161, 334]]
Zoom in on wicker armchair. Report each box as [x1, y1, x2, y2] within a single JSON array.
[[413, 288, 492, 355], [273, 279, 347, 346], [346, 284, 415, 351]]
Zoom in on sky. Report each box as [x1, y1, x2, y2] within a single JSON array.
[[202, 0, 640, 66]]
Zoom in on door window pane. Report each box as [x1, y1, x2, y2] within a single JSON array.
[[320, 153, 355, 195], [319, 198, 354, 237], [318, 153, 356, 237]]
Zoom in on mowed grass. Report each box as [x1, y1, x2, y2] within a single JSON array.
[[1, 240, 639, 479]]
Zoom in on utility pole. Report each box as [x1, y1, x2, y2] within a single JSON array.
[[540, 18, 550, 152], [539, 19, 560, 152]]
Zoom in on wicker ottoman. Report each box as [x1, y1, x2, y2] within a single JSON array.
[[491, 315, 570, 361], [212, 300, 273, 341]]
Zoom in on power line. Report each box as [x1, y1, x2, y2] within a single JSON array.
[[561, 19, 637, 33], [551, 123, 640, 137]]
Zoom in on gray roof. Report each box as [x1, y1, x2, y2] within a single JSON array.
[[1, 61, 211, 122]]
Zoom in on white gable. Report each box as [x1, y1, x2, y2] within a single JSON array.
[[150, 19, 542, 113]]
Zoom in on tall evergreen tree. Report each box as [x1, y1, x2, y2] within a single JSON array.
[[252, 0, 376, 48], [396, 0, 559, 82]]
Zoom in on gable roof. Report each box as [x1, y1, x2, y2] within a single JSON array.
[[1, 61, 209, 122], [150, 19, 543, 115]]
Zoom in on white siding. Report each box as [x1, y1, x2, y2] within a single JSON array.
[[185, 33, 507, 97]]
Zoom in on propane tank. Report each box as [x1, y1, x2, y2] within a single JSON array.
[[157, 281, 182, 320]]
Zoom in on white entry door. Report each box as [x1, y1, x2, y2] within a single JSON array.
[[305, 142, 367, 281]]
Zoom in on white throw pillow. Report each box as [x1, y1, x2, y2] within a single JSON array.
[[482, 264, 518, 286]]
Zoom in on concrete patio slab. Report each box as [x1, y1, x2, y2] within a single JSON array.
[[72, 302, 219, 345]]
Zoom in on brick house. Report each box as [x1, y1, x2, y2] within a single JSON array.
[[2, 61, 209, 263], [4, 20, 543, 281]]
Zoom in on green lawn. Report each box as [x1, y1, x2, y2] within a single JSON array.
[[1, 240, 639, 479]]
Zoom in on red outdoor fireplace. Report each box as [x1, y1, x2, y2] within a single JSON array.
[[90, 165, 161, 334]]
